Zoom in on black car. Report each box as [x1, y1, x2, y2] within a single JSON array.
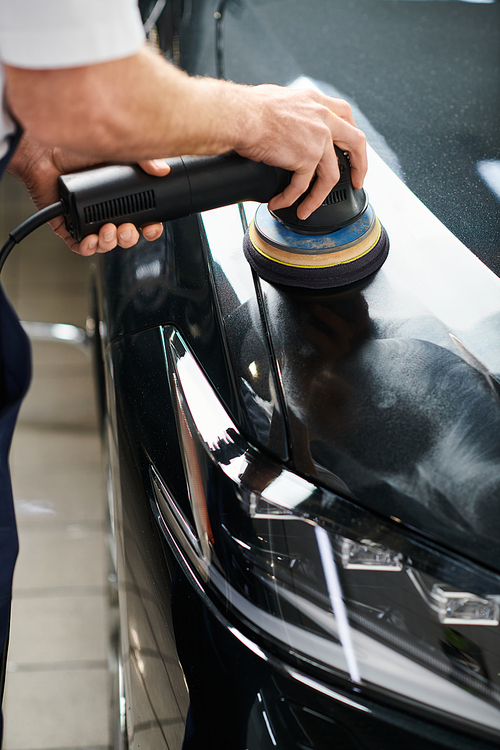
[[93, 1, 500, 748]]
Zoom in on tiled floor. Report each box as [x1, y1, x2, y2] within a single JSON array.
[[1, 174, 111, 750]]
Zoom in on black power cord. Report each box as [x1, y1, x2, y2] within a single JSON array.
[[0, 200, 64, 273]]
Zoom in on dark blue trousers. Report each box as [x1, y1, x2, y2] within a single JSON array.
[[0, 284, 31, 741]]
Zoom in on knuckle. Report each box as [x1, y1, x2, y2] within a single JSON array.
[[337, 99, 352, 117], [301, 87, 321, 102], [303, 134, 326, 163], [355, 128, 367, 147]]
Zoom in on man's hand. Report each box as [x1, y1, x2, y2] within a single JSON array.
[[6, 49, 367, 226], [7, 132, 168, 256], [236, 85, 367, 220]]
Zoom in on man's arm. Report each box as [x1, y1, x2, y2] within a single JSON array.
[[5, 46, 367, 251]]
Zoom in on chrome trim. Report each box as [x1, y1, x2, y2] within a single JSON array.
[[164, 324, 317, 514], [284, 667, 370, 714], [151, 465, 202, 559], [408, 568, 500, 626], [341, 538, 403, 572]]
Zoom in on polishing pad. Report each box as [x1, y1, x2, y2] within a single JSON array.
[[243, 202, 389, 289]]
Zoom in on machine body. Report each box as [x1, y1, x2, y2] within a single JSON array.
[[58, 149, 389, 289], [58, 153, 291, 242]]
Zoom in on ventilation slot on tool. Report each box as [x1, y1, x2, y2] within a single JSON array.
[[322, 189, 347, 206], [84, 190, 156, 224]]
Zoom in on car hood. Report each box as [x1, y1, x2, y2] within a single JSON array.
[[264, 278, 500, 566], [202, 143, 500, 573]]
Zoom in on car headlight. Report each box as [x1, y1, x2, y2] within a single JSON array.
[[151, 325, 500, 741]]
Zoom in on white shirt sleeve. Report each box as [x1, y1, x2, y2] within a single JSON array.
[[0, 0, 146, 69]]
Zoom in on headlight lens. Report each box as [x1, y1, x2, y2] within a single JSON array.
[[153, 325, 500, 740]]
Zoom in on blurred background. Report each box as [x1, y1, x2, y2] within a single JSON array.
[[1, 173, 111, 750]]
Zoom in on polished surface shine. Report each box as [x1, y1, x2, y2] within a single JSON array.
[[95, 1, 500, 748]]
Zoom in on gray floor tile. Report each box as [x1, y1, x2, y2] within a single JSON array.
[[8, 595, 108, 666], [17, 237, 90, 286], [2, 669, 110, 749], [18, 372, 97, 429], [21, 341, 89, 369], [11, 419, 103, 529], [14, 339, 98, 430], [10, 426, 101, 473], [13, 527, 108, 590], [12, 469, 104, 528]]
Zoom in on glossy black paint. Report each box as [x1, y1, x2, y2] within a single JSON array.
[[259, 277, 500, 573], [97, 212, 288, 459], [97, 1, 500, 747]]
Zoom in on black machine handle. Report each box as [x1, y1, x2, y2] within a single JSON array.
[[58, 152, 291, 242]]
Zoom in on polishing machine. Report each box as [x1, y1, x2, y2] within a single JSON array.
[[0, 149, 389, 288]]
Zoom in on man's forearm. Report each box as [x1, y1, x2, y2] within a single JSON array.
[[5, 47, 252, 161], [4, 45, 367, 219]]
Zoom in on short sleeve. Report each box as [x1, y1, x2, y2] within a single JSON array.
[[0, 0, 146, 69]]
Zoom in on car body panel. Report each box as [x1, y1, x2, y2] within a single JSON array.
[[98, 1, 500, 747], [256, 144, 500, 571]]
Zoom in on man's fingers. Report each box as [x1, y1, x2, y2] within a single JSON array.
[[349, 157, 367, 191], [66, 220, 163, 256], [296, 146, 340, 220], [268, 170, 316, 213], [96, 223, 118, 253], [347, 130, 368, 189], [323, 97, 357, 128], [139, 158, 170, 177], [324, 112, 368, 188], [101, 220, 163, 248], [142, 223, 164, 241], [117, 223, 140, 248], [77, 234, 99, 256], [267, 112, 367, 218]]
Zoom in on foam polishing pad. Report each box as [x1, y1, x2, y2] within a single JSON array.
[[243, 203, 389, 289]]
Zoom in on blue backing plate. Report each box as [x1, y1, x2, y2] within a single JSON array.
[[254, 203, 376, 254]]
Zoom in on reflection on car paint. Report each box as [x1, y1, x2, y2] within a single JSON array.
[[151, 325, 500, 739], [477, 161, 500, 201], [203, 203, 289, 461]]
